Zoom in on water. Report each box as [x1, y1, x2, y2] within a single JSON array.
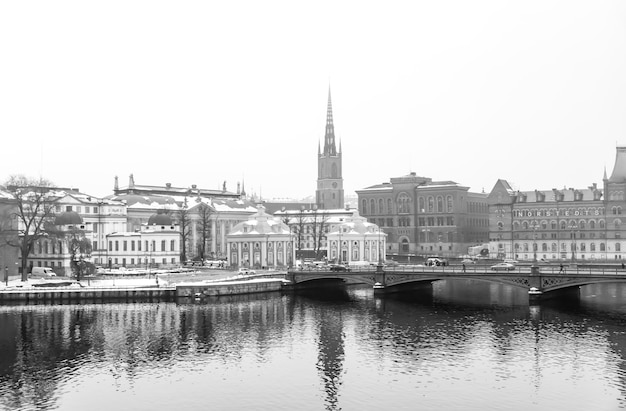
[[1, 280, 626, 411]]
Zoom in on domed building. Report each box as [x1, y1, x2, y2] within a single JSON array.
[[326, 210, 386, 264], [227, 205, 295, 268], [105, 209, 181, 269]]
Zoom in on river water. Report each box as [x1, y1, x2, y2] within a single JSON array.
[[1, 280, 625, 411]]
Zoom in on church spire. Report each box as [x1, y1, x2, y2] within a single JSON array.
[[324, 86, 337, 156]]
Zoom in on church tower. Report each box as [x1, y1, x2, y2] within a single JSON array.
[[316, 87, 344, 209]]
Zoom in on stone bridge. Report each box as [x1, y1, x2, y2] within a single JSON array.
[[284, 265, 626, 301]]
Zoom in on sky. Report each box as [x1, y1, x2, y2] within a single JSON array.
[[1, 1, 626, 201]]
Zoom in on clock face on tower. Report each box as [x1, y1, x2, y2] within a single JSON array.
[[332, 182, 337, 188]]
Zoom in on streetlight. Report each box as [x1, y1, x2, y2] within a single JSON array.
[[569, 221, 578, 262], [529, 220, 539, 264], [378, 227, 383, 265]]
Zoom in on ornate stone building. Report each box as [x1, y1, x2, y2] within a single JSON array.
[[108, 175, 256, 260], [356, 172, 489, 260], [316, 88, 344, 210], [226, 205, 295, 268], [487, 146, 626, 262], [326, 210, 386, 264]]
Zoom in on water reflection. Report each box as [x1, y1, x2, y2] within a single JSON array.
[[0, 281, 626, 410]]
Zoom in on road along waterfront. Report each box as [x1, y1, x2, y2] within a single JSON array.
[[0, 279, 625, 411]]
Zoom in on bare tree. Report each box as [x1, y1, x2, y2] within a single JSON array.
[[196, 202, 212, 260], [46, 226, 93, 281], [3, 176, 57, 281], [177, 198, 192, 263], [312, 210, 329, 260], [293, 209, 307, 260]]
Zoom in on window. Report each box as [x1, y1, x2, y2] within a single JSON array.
[[437, 196, 443, 213], [123, 241, 127, 251], [379, 199, 384, 215], [171, 240, 176, 251], [427, 196, 434, 213], [370, 199, 376, 215], [131, 241, 135, 251], [446, 196, 453, 213], [361, 199, 367, 214]]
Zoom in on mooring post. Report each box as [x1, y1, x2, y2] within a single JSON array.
[[374, 263, 386, 293], [528, 264, 542, 303]]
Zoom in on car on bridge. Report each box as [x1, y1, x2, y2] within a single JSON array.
[[490, 262, 516, 271], [329, 264, 351, 272]]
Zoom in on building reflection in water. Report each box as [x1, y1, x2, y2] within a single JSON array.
[[0, 282, 626, 410]]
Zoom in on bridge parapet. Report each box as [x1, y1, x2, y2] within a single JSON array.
[[286, 267, 626, 301]]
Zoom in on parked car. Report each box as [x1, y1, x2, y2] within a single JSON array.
[[491, 262, 516, 271], [238, 268, 256, 275], [329, 264, 350, 272], [503, 259, 518, 265], [30, 267, 56, 277], [426, 257, 448, 266]]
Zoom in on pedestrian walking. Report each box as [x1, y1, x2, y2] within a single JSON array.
[[559, 263, 564, 273], [622, 263, 625, 270], [462, 263, 466, 273]]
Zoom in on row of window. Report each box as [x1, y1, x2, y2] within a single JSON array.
[[361, 195, 460, 215], [108, 239, 177, 252], [505, 219, 618, 231], [512, 242, 616, 252], [511, 207, 604, 218]]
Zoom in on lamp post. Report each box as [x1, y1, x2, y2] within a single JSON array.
[[569, 221, 578, 262], [378, 227, 383, 265], [529, 220, 539, 264], [4, 266, 8, 287]]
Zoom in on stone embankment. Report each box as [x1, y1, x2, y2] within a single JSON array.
[[0, 270, 287, 303]]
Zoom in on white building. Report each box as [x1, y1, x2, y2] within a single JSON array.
[[105, 211, 180, 269], [326, 210, 387, 264], [226, 205, 295, 268]]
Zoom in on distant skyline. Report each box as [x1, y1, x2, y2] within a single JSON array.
[[2, 1, 625, 200]]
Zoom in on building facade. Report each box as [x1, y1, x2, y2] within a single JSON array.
[[316, 88, 344, 210], [487, 146, 626, 262], [226, 205, 295, 268], [356, 172, 489, 260], [108, 175, 257, 261], [106, 211, 180, 269], [326, 210, 386, 264]]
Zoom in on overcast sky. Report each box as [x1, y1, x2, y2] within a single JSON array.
[[1, 1, 625, 201]]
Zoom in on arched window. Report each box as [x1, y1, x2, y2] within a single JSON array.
[[617, 243, 622, 252], [387, 199, 393, 214], [590, 243, 596, 252], [579, 220, 586, 230], [560, 221, 567, 230], [398, 193, 411, 214], [418, 197, 425, 213], [446, 196, 453, 212], [522, 221, 528, 230], [379, 199, 384, 215], [590, 220, 596, 229], [361, 199, 367, 214], [513, 222, 520, 230], [437, 196, 444, 213], [541, 243, 547, 252], [600, 243, 606, 251], [615, 220, 622, 230], [551, 243, 557, 252], [523, 243, 529, 252], [600, 220, 606, 229], [427, 196, 434, 212]]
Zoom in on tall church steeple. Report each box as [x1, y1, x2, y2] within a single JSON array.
[[324, 87, 338, 156], [316, 86, 344, 209]]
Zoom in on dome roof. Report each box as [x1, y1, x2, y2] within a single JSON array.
[[148, 210, 173, 225], [55, 211, 83, 226]]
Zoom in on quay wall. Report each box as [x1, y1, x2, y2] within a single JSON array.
[[177, 279, 286, 298], [0, 287, 176, 303]]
